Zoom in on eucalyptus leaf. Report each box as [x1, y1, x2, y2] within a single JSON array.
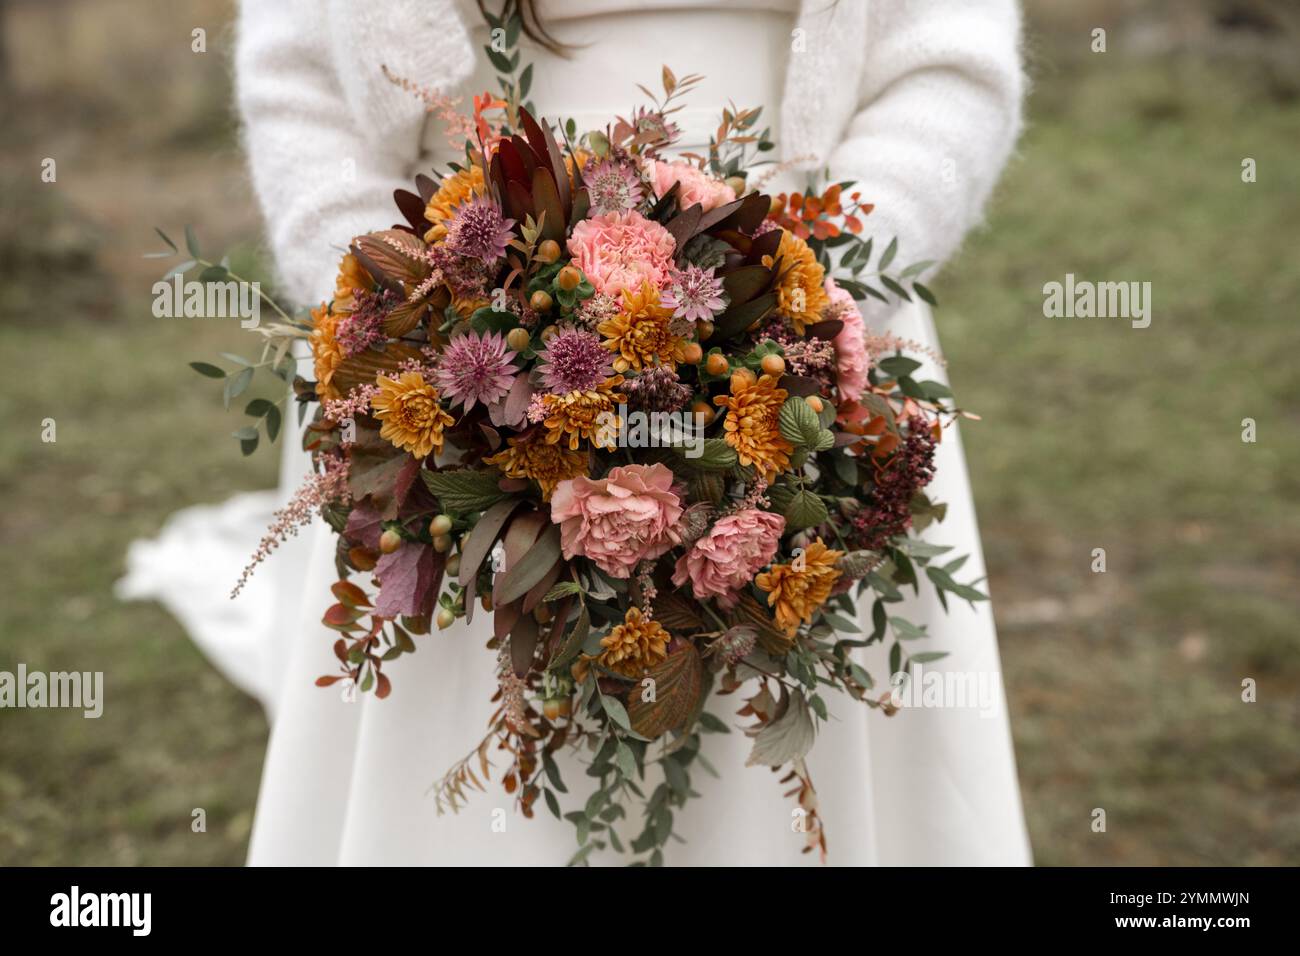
[[189, 361, 225, 379]]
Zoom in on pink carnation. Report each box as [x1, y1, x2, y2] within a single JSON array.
[[550, 463, 683, 578], [650, 159, 737, 212], [671, 509, 785, 608], [825, 278, 870, 403], [567, 210, 677, 297]]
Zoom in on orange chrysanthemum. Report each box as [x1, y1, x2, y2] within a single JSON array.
[[591, 607, 671, 678], [450, 291, 492, 320], [484, 432, 589, 501], [309, 303, 345, 401], [333, 253, 372, 312], [563, 147, 594, 187], [764, 229, 829, 335], [542, 376, 626, 451], [713, 371, 793, 481], [755, 538, 845, 635], [423, 165, 487, 243], [370, 371, 455, 459], [597, 282, 686, 373]]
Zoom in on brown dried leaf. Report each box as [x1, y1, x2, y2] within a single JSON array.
[[627, 644, 704, 740]]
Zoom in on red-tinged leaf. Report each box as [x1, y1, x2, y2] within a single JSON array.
[[505, 180, 534, 231], [494, 599, 522, 642], [496, 524, 561, 605], [520, 107, 569, 211], [874, 432, 902, 459], [501, 510, 546, 577], [415, 173, 437, 203], [510, 613, 539, 678], [564, 162, 582, 227], [344, 501, 385, 550], [778, 374, 822, 397], [532, 168, 566, 244], [323, 603, 363, 627], [459, 499, 525, 586], [393, 188, 428, 231], [495, 138, 530, 186], [316, 675, 343, 687], [394, 455, 422, 507], [375, 671, 392, 699], [508, 134, 541, 180], [702, 190, 769, 235], [333, 639, 349, 663], [712, 291, 776, 341], [521, 558, 562, 614], [488, 375, 534, 429], [374, 543, 437, 618], [665, 203, 703, 252], [349, 454, 411, 519], [749, 226, 783, 262], [721, 264, 772, 304], [331, 580, 372, 608], [545, 594, 575, 659], [805, 319, 844, 341]]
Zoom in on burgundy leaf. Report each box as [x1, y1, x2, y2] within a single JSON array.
[[488, 375, 534, 429], [344, 501, 385, 550], [374, 543, 436, 619]]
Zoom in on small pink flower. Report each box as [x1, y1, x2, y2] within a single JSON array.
[[550, 463, 683, 579], [671, 509, 784, 608], [584, 158, 644, 215], [567, 210, 677, 298], [445, 195, 515, 262], [649, 160, 736, 213], [661, 265, 726, 324], [825, 278, 869, 403], [434, 330, 519, 410]]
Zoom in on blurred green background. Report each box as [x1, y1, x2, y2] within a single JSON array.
[[1, 0, 1297, 865]]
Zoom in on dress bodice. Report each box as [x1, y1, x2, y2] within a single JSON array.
[[421, 0, 797, 162]]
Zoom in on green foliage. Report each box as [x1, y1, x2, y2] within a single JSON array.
[[420, 469, 512, 513]]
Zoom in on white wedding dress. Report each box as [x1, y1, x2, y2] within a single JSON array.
[[119, 0, 1031, 865]]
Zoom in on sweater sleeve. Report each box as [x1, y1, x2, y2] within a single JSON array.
[[826, 0, 1025, 281], [234, 0, 429, 306]]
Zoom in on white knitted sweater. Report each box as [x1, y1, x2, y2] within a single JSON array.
[[235, 0, 1024, 306]]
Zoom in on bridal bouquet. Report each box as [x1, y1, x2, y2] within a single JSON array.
[[181, 30, 985, 864]]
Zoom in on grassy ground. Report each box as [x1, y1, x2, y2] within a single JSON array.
[[942, 51, 1300, 864], [1, 2, 1297, 865]]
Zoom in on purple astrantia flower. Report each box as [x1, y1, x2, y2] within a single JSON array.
[[585, 158, 644, 215], [660, 265, 726, 324], [535, 327, 613, 394], [434, 330, 519, 410], [445, 195, 515, 262]]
